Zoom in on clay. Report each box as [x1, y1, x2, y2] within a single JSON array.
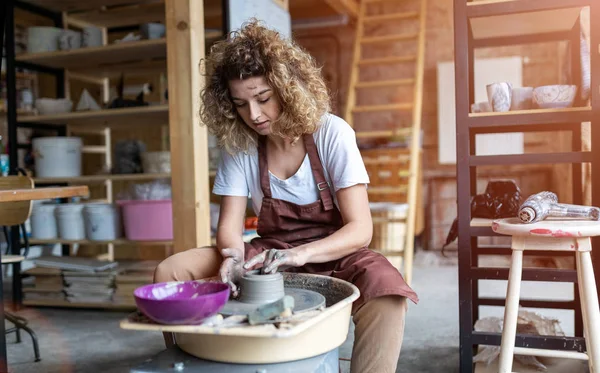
[[220, 271, 326, 316], [238, 270, 285, 305]]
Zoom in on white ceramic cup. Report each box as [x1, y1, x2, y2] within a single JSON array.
[[27, 27, 62, 53], [82, 27, 103, 47], [486, 82, 513, 112], [510, 87, 534, 111], [59, 30, 82, 50]]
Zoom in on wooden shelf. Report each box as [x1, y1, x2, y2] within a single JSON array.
[[18, 104, 169, 127], [67, 2, 166, 28], [467, 0, 587, 40], [16, 38, 166, 71], [18, 0, 154, 13], [469, 107, 592, 128], [23, 298, 135, 310], [28, 238, 172, 246], [34, 173, 171, 184]]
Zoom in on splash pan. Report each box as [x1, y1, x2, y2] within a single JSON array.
[[121, 273, 359, 364]]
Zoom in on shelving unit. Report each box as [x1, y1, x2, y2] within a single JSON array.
[[454, 0, 598, 372], [2, 0, 225, 311]]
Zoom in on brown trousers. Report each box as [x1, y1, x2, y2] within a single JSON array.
[[154, 248, 407, 373]]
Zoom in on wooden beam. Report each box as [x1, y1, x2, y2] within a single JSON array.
[[322, 0, 359, 19], [165, 0, 211, 253]]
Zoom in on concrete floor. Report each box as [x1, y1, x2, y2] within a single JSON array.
[[4, 253, 580, 373]]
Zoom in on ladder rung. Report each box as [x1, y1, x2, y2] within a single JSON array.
[[361, 33, 418, 45], [356, 128, 413, 138], [358, 56, 416, 66], [353, 103, 413, 113], [364, 12, 419, 23], [356, 79, 415, 89], [368, 186, 408, 194], [81, 146, 107, 154]]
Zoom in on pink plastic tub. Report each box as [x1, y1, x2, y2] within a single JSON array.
[[117, 199, 173, 241]]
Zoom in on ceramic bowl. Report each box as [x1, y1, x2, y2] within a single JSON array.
[[134, 281, 230, 325], [35, 98, 73, 115], [533, 85, 577, 109]]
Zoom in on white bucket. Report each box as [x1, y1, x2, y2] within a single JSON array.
[[33, 137, 82, 178], [55, 203, 85, 240], [30, 204, 58, 239], [83, 204, 122, 241]]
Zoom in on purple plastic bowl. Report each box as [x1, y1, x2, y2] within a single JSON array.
[[134, 281, 230, 325]]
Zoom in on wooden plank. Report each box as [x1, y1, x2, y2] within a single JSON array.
[[28, 238, 172, 246], [1, 255, 25, 264], [356, 78, 414, 89], [34, 173, 171, 184], [469, 7, 583, 40], [166, 0, 211, 253], [23, 299, 136, 310], [363, 12, 419, 23], [322, 0, 359, 19], [0, 186, 89, 203], [343, 0, 366, 127], [18, 105, 169, 127], [17, 0, 156, 13], [357, 55, 416, 66], [16, 38, 167, 71], [353, 103, 413, 113], [68, 2, 166, 28]]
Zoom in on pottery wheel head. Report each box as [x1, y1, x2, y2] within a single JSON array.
[[221, 270, 326, 316]]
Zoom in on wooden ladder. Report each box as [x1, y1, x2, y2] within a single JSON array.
[[344, 0, 427, 286]]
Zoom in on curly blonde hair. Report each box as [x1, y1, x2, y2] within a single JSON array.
[[200, 19, 331, 154]]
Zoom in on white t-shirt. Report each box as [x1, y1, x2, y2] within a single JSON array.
[[212, 113, 370, 215]]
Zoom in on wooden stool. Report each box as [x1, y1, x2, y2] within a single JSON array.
[[492, 218, 600, 373]]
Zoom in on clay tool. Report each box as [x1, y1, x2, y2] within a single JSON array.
[[248, 295, 295, 325]]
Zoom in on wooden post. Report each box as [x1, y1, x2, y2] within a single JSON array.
[[165, 0, 211, 253]]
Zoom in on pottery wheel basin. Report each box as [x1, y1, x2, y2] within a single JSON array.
[[122, 273, 360, 364]]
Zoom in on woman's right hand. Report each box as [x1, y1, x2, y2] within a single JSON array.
[[219, 248, 245, 297]]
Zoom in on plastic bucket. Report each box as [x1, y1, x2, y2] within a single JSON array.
[[83, 204, 122, 241], [30, 204, 58, 239], [55, 203, 85, 240], [118, 200, 173, 241], [33, 137, 82, 178]]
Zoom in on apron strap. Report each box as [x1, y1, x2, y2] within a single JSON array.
[[303, 134, 334, 211], [257, 136, 272, 199]]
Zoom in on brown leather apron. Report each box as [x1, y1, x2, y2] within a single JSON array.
[[244, 134, 418, 312]]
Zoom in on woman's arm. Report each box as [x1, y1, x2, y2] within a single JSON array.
[[244, 184, 372, 273], [216, 195, 248, 257], [294, 183, 372, 263]]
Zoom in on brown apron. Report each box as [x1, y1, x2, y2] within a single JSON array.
[[244, 134, 418, 312]]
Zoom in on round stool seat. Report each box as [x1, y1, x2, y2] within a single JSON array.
[[492, 217, 600, 238]]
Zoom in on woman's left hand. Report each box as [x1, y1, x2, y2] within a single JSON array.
[[243, 248, 307, 274]]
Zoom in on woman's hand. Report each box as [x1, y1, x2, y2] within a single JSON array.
[[243, 248, 307, 274], [219, 248, 245, 297]]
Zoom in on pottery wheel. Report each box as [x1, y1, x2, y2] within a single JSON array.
[[220, 287, 326, 316]]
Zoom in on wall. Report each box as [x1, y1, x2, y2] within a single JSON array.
[[293, 0, 574, 251]]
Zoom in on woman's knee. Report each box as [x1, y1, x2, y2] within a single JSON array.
[[153, 247, 222, 283]]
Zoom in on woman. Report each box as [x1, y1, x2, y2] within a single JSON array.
[[154, 20, 418, 373]]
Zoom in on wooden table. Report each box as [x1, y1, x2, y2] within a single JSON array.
[[0, 185, 89, 372]]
